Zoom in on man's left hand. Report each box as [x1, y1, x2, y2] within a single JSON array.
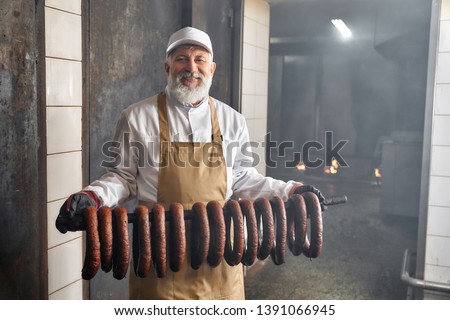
[[293, 184, 327, 211]]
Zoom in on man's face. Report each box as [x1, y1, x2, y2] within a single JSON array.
[[165, 45, 216, 89], [164, 45, 216, 105]]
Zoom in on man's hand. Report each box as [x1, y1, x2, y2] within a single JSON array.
[[56, 191, 100, 233], [293, 184, 327, 211]]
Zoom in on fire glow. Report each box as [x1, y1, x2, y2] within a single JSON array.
[[324, 159, 339, 175], [373, 167, 382, 186], [374, 168, 382, 178], [296, 162, 307, 171]]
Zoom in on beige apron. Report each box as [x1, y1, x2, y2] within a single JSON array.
[[129, 93, 245, 300]]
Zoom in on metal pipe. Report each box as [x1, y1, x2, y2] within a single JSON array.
[[323, 195, 347, 206], [401, 249, 450, 294], [56, 195, 347, 232]]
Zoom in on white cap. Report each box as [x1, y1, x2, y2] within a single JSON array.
[[166, 27, 213, 59]]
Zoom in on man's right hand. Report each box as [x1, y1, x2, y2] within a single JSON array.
[[56, 191, 100, 233]]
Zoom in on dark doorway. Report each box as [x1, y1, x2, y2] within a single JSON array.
[[247, 0, 432, 299]]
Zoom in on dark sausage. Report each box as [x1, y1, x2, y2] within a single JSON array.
[[253, 198, 274, 260], [132, 209, 139, 277], [98, 206, 113, 272], [169, 203, 186, 272], [132, 205, 151, 278], [112, 206, 129, 280], [286, 194, 307, 256], [224, 199, 245, 266], [151, 204, 167, 278], [81, 206, 100, 280], [239, 199, 258, 266], [191, 202, 210, 270], [206, 200, 226, 267], [301, 192, 323, 258], [269, 196, 287, 265]]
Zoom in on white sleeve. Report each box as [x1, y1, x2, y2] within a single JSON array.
[[84, 111, 138, 207], [231, 120, 300, 202]]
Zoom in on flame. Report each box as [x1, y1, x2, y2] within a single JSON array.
[[324, 166, 338, 174], [324, 159, 339, 174], [296, 163, 306, 171], [374, 168, 382, 178], [331, 159, 339, 170]]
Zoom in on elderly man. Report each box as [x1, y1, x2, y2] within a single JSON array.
[[58, 27, 324, 300]]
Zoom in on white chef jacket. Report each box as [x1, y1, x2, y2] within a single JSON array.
[[85, 90, 299, 207]]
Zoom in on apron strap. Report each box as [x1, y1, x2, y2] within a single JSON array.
[[208, 97, 223, 143], [157, 92, 170, 142]]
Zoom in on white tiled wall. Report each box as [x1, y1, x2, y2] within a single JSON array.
[[45, 7, 82, 60], [44, 0, 84, 300], [46, 58, 82, 106], [45, 0, 82, 15], [242, 0, 270, 175], [424, 0, 450, 298], [47, 107, 82, 153], [47, 152, 83, 202], [434, 84, 450, 114]]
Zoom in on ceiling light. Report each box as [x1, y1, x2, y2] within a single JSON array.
[[331, 19, 352, 38]]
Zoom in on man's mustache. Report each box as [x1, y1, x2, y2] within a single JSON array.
[[178, 72, 204, 81]]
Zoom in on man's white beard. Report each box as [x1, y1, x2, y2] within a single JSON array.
[[166, 71, 212, 105]]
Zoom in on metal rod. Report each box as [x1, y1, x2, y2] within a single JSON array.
[[56, 195, 347, 232], [401, 249, 450, 294], [323, 195, 347, 206]]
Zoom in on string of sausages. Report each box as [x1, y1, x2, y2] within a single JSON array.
[[80, 192, 323, 280]]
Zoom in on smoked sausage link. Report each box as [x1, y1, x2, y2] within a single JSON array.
[[301, 192, 323, 258], [98, 206, 113, 272], [151, 204, 167, 278], [81, 206, 101, 280], [286, 194, 307, 256], [224, 199, 245, 266], [254, 198, 274, 260], [191, 202, 210, 270], [132, 205, 151, 278], [112, 206, 129, 280], [239, 199, 258, 266], [270, 196, 287, 265], [169, 203, 186, 272], [206, 200, 226, 267]]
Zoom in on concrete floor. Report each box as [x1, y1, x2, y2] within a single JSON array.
[[244, 170, 418, 300]]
